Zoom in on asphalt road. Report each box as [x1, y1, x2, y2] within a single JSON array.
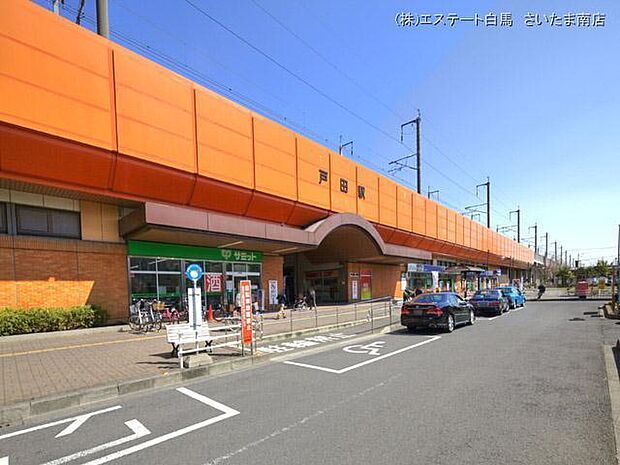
[[0, 300, 616, 465]]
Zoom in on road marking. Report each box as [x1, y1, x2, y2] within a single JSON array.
[[284, 336, 441, 374], [55, 414, 92, 438], [485, 315, 501, 321], [0, 406, 122, 441], [343, 341, 386, 356], [41, 420, 150, 465], [78, 388, 240, 465], [0, 456, 8, 465]]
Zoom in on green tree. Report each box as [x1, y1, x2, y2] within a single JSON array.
[[555, 266, 573, 286], [592, 260, 610, 278]]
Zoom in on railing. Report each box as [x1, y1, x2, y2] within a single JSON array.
[[259, 296, 399, 337], [163, 297, 400, 368]]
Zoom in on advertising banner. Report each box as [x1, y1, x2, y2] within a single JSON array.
[[360, 270, 372, 300], [240, 280, 253, 344], [268, 280, 278, 305]]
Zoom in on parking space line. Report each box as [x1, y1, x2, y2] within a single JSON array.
[[0, 405, 122, 441], [78, 388, 239, 465], [284, 336, 441, 374]]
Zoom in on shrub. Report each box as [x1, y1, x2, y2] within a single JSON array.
[[0, 305, 108, 336]]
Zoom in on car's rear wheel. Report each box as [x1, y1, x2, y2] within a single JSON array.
[[467, 310, 475, 326], [445, 314, 455, 333], [406, 325, 416, 332]]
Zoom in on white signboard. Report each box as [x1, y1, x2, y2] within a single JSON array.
[[352, 280, 359, 300], [431, 271, 439, 291], [268, 280, 278, 305], [188, 287, 202, 329]]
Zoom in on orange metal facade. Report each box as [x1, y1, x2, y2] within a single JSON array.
[[0, 1, 533, 268]]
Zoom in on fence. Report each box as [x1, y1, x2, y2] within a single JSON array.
[[165, 297, 401, 368], [259, 296, 400, 337]]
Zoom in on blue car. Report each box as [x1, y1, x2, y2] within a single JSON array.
[[494, 286, 526, 309]]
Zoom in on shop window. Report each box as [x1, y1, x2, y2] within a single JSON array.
[[157, 273, 182, 299], [233, 263, 246, 274], [129, 257, 157, 272], [0, 203, 6, 234], [130, 273, 157, 299], [15, 205, 80, 239], [248, 263, 261, 274], [205, 262, 223, 273], [156, 258, 181, 272]]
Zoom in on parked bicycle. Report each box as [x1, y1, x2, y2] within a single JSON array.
[[128, 299, 163, 332]]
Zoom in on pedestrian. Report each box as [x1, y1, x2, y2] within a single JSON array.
[[234, 291, 242, 316], [537, 283, 546, 300], [309, 287, 317, 310], [415, 288, 423, 297]]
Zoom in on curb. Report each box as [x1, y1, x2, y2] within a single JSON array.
[[0, 319, 395, 427], [604, 344, 620, 465]]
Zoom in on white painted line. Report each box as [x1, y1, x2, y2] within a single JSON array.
[[55, 415, 90, 438], [0, 406, 122, 441], [284, 336, 441, 374], [0, 456, 8, 465], [79, 388, 240, 465], [603, 346, 620, 465], [41, 420, 150, 465], [485, 315, 501, 321], [281, 361, 342, 374]]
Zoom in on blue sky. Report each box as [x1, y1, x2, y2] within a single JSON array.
[[37, 0, 620, 265]]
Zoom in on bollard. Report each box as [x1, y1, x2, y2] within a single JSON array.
[[354, 301, 357, 322], [290, 306, 293, 334], [207, 304, 213, 322], [370, 302, 374, 333]]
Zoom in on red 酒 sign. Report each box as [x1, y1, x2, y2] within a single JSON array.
[[204, 273, 222, 293], [240, 279, 253, 344]]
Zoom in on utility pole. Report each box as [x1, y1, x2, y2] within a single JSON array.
[[427, 187, 439, 200], [96, 0, 109, 38], [338, 136, 353, 156], [415, 110, 421, 195], [528, 224, 538, 255], [553, 241, 557, 262], [510, 208, 521, 242], [395, 111, 422, 194], [560, 245, 563, 265], [476, 178, 491, 228], [565, 250, 568, 266]]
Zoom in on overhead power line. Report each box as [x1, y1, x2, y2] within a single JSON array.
[[181, 0, 485, 206]]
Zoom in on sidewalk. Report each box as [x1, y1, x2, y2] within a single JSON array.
[[0, 300, 394, 410]]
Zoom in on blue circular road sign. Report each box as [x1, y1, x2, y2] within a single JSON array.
[[185, 263, 203, 282]]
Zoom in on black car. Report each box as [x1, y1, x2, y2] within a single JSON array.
[[401, 292, 475, 333], [469, 289, 508, 316]]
